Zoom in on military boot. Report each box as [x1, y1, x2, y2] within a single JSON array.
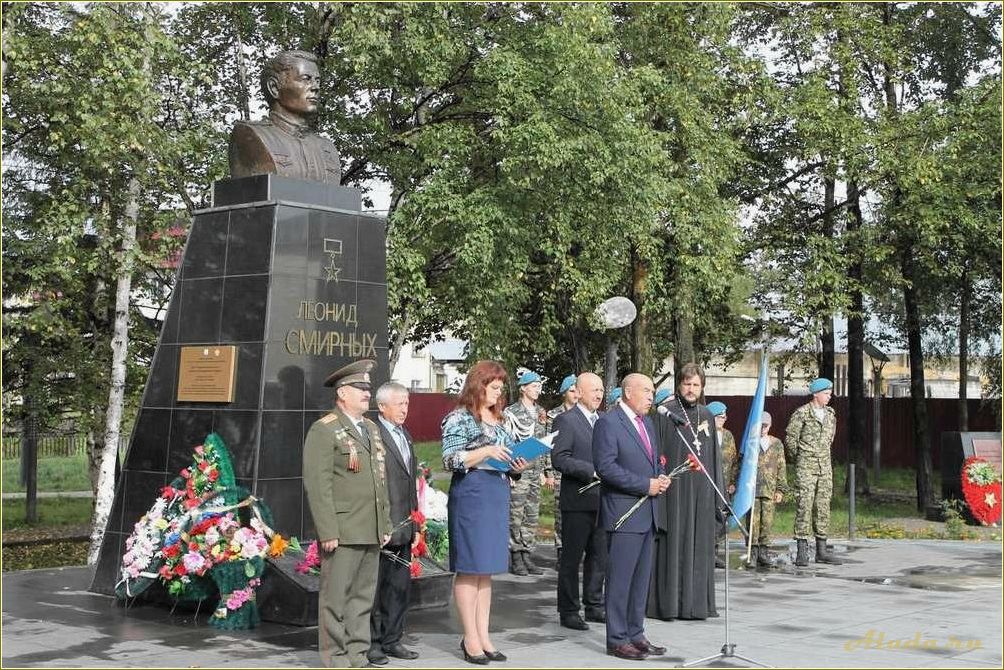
[[523, 551, 544, 575], [794, 539, 809, 567], [814, 537, 842, 565], [756, 545, 773, 568], [510, 551, 528, 576]]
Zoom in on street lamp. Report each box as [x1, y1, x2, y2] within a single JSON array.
[[864, 342, 889, 480], [594, 297, 637, 395]]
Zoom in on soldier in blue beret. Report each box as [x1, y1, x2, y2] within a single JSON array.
[[786, 378, 841, 566], [504, 370, 549, 576]]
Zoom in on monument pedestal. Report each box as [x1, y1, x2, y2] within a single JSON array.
[[90, 176, 390, 624]]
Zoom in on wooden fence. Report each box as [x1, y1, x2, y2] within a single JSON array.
[[2, 433, 88, 459]]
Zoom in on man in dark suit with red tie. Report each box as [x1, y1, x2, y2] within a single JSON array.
[[551, 372, 608, 631], [592, 373, 670, 660], [368, 382, 420, 665]]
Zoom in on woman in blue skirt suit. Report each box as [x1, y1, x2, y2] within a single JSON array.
[[442, 360, 528, 664]]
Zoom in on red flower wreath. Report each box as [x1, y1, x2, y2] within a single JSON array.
[[961, 456, 1002, 526]]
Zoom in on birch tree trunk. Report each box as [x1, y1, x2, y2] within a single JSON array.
[[88, 178, 140, 564]]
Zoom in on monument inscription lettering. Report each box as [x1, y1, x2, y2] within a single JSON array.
[[176, 346, 238, 402]]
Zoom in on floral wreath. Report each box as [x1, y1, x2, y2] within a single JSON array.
[[960, 456, 1002, 526], [116, 433, 291, 629]]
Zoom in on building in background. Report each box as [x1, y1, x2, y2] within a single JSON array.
[[390, 339, 467, 392]]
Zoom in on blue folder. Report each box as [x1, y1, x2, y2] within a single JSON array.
[[484, 432, 558, 471]]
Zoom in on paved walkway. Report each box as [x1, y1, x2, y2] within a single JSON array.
[[2, 539, 1001, 668]]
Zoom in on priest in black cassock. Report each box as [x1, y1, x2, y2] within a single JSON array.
[[647, 363, 725, 621]]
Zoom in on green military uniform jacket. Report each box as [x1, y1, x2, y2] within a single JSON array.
[[719, 429, 739, 491], [302, 408, 392, 545], [754, 436, 789, 500], [784, 402, 836, 462]]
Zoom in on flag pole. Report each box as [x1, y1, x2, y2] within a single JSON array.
[[746, 499, 757, 564]]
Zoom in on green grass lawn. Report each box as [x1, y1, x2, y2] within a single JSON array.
[[2, 454, 92, 493], [2, 496, 94, 530]]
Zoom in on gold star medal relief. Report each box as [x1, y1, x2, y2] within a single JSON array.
[[323, 238, 342, 283]]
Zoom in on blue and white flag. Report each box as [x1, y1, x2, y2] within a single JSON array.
[[729, 349, 769, 528]]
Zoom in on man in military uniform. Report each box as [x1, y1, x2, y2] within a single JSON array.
[[750, 412, 788, 568], [546, 374, 579, 563], [708, 401, 735, 569], [785, 377, 841, 566], [303, 359, 392, 668], [229, 50, 342, 183], [505, 370, 549, 576]]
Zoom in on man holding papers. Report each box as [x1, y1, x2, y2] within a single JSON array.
[[551, 372, 608, 631], [593, 373, 670, 661]]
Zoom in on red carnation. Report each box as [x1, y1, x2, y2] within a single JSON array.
[[409, 559, 422, 578], [159, 565, 172, 579], [180, 468, 191, 478], [207, 469, 219, 482], [174, 564, 188, 576], [687, 453, 704, 472], [659, 455, 667, 472], [198, 461, 210, 472], [162, 542, 181, 558], [412, 534, 428, 558], [409, 509, 426, 527], [160, 486, 177, 499]]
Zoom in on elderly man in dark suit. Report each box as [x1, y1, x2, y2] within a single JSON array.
[[551, 372, 607, 631], [368, 382, 421, 665], [592, 373, 670, 661]]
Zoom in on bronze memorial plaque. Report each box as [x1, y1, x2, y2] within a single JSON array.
[[177, 346, 238, 403]]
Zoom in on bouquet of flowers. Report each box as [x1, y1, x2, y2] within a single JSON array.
[[613, 454, 702, 530], [117, 433, 293, 629], [960, 456, 1002, 526]]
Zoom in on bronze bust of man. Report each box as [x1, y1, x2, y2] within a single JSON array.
[[228, 50, 341, 184]]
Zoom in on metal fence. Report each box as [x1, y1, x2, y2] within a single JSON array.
[[2, 434, 89, 459]]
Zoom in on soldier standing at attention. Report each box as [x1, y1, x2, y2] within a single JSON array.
[[785, 377, 842, 567], [303, 359, 392, 668], [505, 370, 549, 576], [750, 412, 788, 568], [546, 374, 580, 564], [708, 401, 735, 569]]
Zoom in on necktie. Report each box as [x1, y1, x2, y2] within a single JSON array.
[[589, 414, 597, 427], [356, 421, 370, 447], [634, 415, 653, 461], [394, 426, 410, 466]]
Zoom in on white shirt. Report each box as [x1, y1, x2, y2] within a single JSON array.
[[619, 400, 650, 443], [378, 416, 410, 465], [577, 403, 598, 426]]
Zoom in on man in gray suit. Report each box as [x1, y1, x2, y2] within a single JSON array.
[[368, 382, 420, 664]]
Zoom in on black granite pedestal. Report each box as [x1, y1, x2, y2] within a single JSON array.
[[89, 175, 390, 624]]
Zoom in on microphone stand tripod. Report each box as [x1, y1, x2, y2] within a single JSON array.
[[666, 408, 772, 669]]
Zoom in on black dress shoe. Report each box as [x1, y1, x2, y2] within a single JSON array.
[[461, 640, 490, 665], [559, 614, 589, 631], [584, 610, 606, 623], [384, 643, 419, 660], [607, 643, 647, 660], [631, 638, 667, 656], [484, 649, 507, 662], [366, 653, 389, 666]]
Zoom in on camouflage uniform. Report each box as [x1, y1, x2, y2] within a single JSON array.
[[546, 405, 571, 550], [752, 435, 788, 545], [505, 401, 548, 555], [785, 402, 837, 540], [719, 428, 740, 496]]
